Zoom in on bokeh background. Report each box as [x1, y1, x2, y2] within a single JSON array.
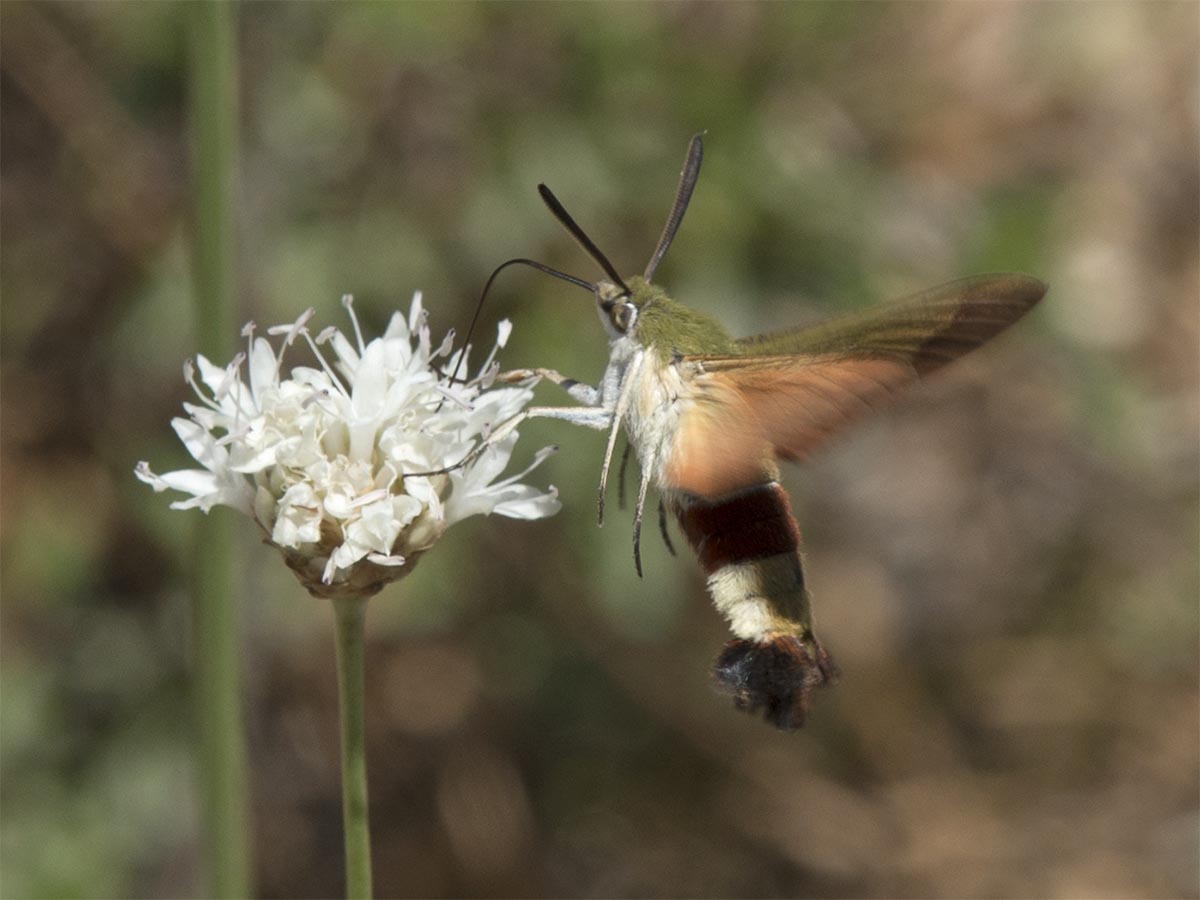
[[2, 2, 1198, 898]]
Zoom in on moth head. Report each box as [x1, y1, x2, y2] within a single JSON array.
[[537, 134, 705, 343], [595, 279, 638, 338]]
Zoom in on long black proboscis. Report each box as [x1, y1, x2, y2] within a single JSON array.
[[644, 133, 704, 283], [537, 184, 631, 295], [444, 257, 592, 391]]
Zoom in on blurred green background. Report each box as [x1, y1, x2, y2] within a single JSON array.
[[2, 2, 1197, 898]]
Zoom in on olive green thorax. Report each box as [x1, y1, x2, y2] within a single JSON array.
[[623, 276, 735, 361]]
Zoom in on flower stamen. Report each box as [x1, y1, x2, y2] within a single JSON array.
[[341, 294, 367, 356]]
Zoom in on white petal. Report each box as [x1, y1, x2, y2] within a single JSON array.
[[254, 485, 277, 530], [434, 328, 456, 358], [248, 337, 278, 407], [466, 435, 517, 485], [172, 479, 253, 514], [194, 354, 228, 396], [137, 453, 253, 514], [407, 292, 424, 334], [155, 468, 222, 497], [323, 489, 356, 520], [322, 558, 336, 584], [345, 500, 400, 555], [228, 440, 280, 474], [493, 486, 561, 520], [494, 443, 558, 489], [181, 402, 224, 431], [327, 329, 361, 376], [382, 310, 409, 342], [272, 504, 322, 547], [391, 493, 423, 527], [466, 387, 535, 426], [402, 477, 444, 521], [323, 540, 369, 583], [351, 340, 388, 419], [171, 418, 229, 472], [134, 461, 169, 491]]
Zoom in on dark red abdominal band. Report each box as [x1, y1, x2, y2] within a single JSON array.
[[677, 482, 802, 576], [676, 483, 834, 729]]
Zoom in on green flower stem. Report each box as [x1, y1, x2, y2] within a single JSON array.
[[191, 514, 250, 898], [333, 596, 374, 899], [188, 3, 251, 898]]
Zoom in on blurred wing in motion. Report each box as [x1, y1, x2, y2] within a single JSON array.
[[665, 274, 1047, 497]]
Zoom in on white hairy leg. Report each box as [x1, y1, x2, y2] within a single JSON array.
[[496, 368, 601, 406]]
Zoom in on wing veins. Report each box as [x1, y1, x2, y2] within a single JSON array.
[[802, 364, 892, 416]]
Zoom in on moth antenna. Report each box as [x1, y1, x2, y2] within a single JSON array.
[[657, 498, 676, 556], [538, 184, 631, 295], [632, 452, 655, 579], [617, 440, 632, 511], [445, 257, 593, 392], [644, 132, 704, 283]]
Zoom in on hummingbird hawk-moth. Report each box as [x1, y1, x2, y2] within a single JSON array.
[[483, 134, 1046, 729]]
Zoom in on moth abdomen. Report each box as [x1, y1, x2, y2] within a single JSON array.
[[713, 636, 837, 730], [673, 482, 836, 728]]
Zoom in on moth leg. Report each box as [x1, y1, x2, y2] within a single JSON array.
[[402, 405, 613, 480], [487, 405, 614, 446], [522, 405, 613, 428], [617, 441, 632, 511], [597, 355, 642, 526], [631, 443, 657, 578], [496, 368, 600, 406], [657, 499, 676, 556]]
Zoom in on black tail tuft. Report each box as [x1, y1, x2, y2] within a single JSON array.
[[713, 636, 837, 730]]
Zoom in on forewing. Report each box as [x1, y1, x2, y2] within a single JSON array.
[[665, 274, 1046, 498], [729, 274, 1046, 372]]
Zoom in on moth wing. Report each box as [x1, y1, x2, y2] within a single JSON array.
[[728, 273, 1047, 371], [665, 274, 1046, 498]]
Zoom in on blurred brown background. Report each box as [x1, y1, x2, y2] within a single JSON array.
[[2, 2, 1197, 898]]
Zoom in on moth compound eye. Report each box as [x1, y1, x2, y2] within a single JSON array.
[[611, 301, 637, 333]]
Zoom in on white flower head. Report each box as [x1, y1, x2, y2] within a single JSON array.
[[137, 293, 560, 599]]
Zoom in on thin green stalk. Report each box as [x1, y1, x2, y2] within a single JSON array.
[[190, 514, 250, 898], [188, 3, 251, 898], [333, 596, 374, 899]]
